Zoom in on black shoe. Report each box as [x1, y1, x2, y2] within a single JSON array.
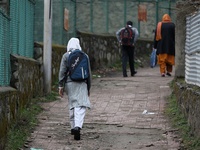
[[71, 129, 75, 135], [131, 71, 137, 76], [123, 74, 128, 77], [161, 73, 165, 77], [74, 127, 80, 140], [166, 72, 171, 76]]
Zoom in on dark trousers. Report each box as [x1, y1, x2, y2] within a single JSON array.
[[121, 45, 135, 76]]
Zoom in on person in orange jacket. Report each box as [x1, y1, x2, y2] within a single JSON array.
[[153, 14, 175, 77]]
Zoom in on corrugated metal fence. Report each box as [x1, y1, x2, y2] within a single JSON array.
[[0, 0, 35, 86], [0, 9, 10, 86], [185, 10, 200, 87]]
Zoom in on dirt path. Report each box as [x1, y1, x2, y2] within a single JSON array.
[[26, 67, 180, 150]]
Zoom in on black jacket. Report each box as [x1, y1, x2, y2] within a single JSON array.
[[154, 22, 175, 56]]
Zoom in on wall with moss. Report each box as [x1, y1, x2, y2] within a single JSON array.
[[174, 81, 200, 137], [0, 44, 66, 149], [34, 43, 66, 85], [0, 54, 43, 149], [77, 31, 153, 70], [0, 87, 19, 150]]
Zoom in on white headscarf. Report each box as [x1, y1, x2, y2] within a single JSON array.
[[67, 37, 82, 52]]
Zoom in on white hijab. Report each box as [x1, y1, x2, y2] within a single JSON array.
[[67, 37, 82, 52]]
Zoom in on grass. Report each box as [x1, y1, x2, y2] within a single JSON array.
[[165, 81, 200, 150], [91, 60, 122, 78], [5, 91, 58, 150]]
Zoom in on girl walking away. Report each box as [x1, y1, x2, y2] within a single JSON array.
[[58, 38, 92, 140]]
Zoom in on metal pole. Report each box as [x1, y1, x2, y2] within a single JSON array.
[[138, 0, 140, 37], [74, 0, 77, 36], [90, 0, 93, 32], [124, 0, 127, 25], [156, 0, 159, 24], [43, 0, 52, 94], [60, 0, 64, 44], [169, 0, 171, 17], [105, 0, 109, 32]]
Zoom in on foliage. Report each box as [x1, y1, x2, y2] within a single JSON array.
[[165, 82, 200, 150], [5, 92, 58, 150]]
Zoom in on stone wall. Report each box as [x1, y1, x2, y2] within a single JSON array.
[[0, 55, 43, 149], [77, 31, 153, 70], [0, 87, 19, 150], [10, 55, 43, 99], [0, 44, 66, 149], [174, 81, 200, 137], [34, 43, 66, 85], [77, 31, 120, 70]]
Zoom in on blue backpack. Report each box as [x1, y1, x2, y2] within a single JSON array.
[[67, 49, 89, 81]]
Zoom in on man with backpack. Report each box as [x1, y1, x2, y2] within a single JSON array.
[[58, 37, 91, 140], [116, 21, 139, 77]]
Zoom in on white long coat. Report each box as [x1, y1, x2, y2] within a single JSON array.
[[59, 38, 91, 110], [59, 52, 91, 110]]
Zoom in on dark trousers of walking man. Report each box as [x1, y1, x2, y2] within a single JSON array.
[[121, 45, 135, 77]]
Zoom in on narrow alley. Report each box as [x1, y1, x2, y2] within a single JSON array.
[[27, 66, 180, 150]]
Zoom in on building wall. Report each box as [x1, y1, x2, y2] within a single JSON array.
[[34, 0, 176, 45], [175, 1, 196, 77]]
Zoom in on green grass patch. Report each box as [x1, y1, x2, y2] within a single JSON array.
[[91, 60, 122, 78], [5, 92, 58, 150], [108, 60, 122, 71], [165, 84, 200, 150], [39, 91, 59, 102]]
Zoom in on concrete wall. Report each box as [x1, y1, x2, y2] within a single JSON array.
[[175, 1, 196, 77]]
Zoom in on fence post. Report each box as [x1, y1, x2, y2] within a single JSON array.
[[169, 0, 171, 17], [124, 0, 127, 25], [105, 0, 109, 32], [74, 0, 77, 36], [138, 0, 140, 37], [156, 0, 159, 24], [90, 0, 93, 32]]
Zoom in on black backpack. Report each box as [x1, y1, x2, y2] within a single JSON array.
[[120, 27, 134, 46]]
